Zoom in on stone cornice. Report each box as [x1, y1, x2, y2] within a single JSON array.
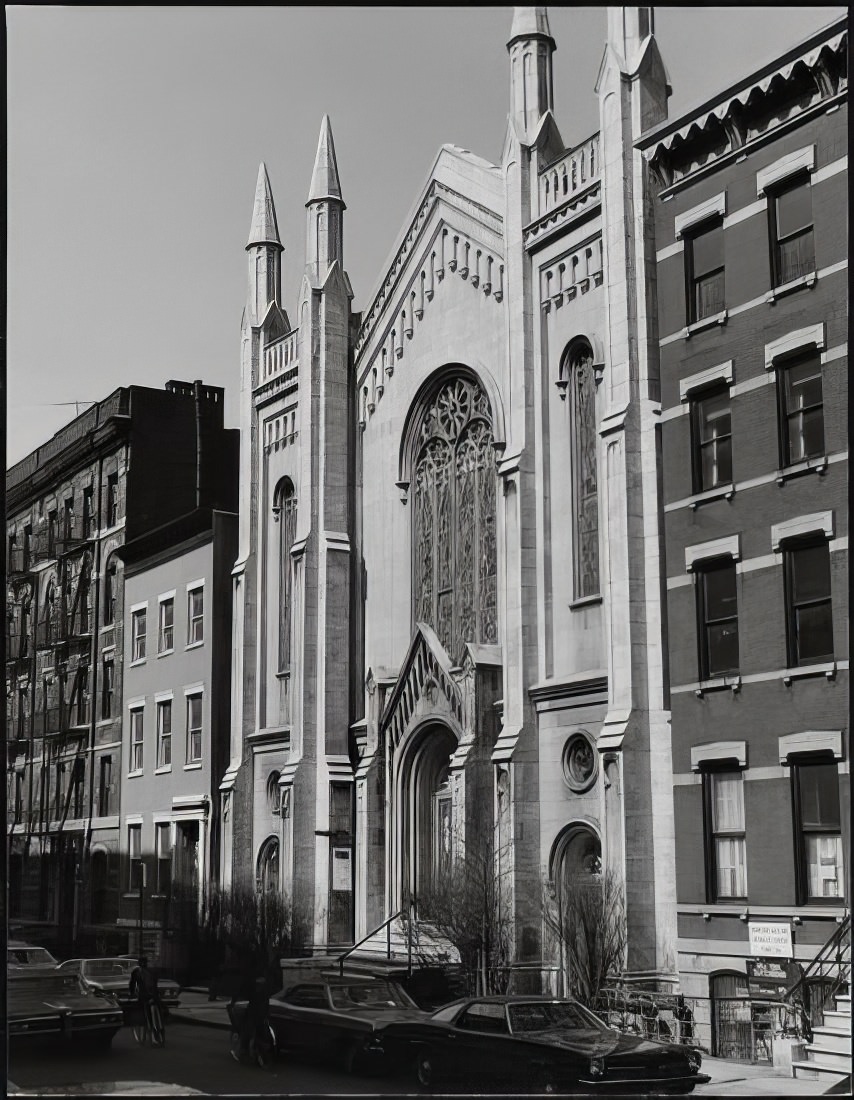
[[524, 182, 601, 251]]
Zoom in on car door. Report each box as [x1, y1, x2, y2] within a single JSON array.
[[274, 984, 330, 1055], [450, 1002, 515, 1085]]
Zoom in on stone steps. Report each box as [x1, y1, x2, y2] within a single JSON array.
[[792, 986, 852, 1082]]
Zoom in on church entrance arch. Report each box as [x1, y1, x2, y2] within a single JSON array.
[[395, 722, 457, 912]]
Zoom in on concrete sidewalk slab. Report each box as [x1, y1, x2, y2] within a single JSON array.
[[168, 988, 232, 1031]]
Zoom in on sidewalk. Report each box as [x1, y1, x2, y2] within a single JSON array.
[[170, 988, 845, 1094]]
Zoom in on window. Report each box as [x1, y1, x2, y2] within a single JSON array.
[[15, 773, 24, 821], [186, 694, 202, 764], [785, 540, 833, 666], [770, 175, 815, 286], [275, 482, 297, 669], [98, 756, 112, 817], [156, 823, 172, 896], [697, 559, 739, 678], [17, 686, 28, 737], [157, 700, 172, 769], [187, 586, 204, 646], [106, 472, 119, 528], [793, 762, 844, 901], [158, 598, 174, 653], [129, 708, 144, 772], [705, 770, 747, 900], [563, 340, 600, 599], [330, 783, 352, 835], [102, 659, 115, 718], [47, 509, 58, 558], [71, 758, 85, 818], [266, 771, 281, 815], [131, 608, 147, 661], [412, 376, 497, 662], [687, 220, 725, 323], [54, 761, 65, 818], [63, 497, 75, 540], [778, 354, 824, 466], [128, 824, 142, 891], [103, 559, 117, 625], [691, 386, 732, 492], [73, 667, 90, 725], [256, 836, 279, 894], [82, 486, 95, 537]]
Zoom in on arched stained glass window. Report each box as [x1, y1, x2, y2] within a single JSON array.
[[566, 341, 600, 599], [413, 376, 497, 662], [274, 480, 297, 670]]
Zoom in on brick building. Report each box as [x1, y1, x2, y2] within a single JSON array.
[[6, 380, 237, 955], [639, 15, 848, 1061]]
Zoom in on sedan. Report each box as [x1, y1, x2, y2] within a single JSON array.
[[8, 970, 124, 1047], [230, 976, 428, 1073], [55, 957, 182, 1017], [379, 995, 711, 1093], [8, 942, 61, 975]]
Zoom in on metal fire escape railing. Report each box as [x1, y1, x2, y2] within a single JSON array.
[[784, 913, 851, 1039]]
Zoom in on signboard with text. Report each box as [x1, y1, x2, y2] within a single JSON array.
[[748, 921, 793, 959]]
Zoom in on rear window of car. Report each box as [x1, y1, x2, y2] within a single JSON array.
[[8, 948, 57, 966]]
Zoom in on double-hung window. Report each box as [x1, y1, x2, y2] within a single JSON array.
[[157, 699, 172, 769], [129, 707, 144, 773], [784, 540, 833, 666], [770, 175, 815, 286], [793, 762, 844, 902], [697, 558, 739, 678], [705, 770, 747, 900], [691, 386, 732, 492], [158, 597, 174, 654], [102, 659, 115, 718], [128, 824, 142, 891], [106, 473, 119, 528], [186, 694, 202, 764], [687, 219, 725, 323], [131, 607, 147, 661], [187, 586, 204, 646], [778, 353, 824, 466], [156, 823, 173, 897]]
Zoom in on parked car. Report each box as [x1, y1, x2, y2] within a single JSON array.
[[8, 970, 124, 1047], [229, 976, 428, 1074], [8, 941, 61, 975], [279, 955, 467, 1011], [377, 995, 711, 1093], [55, 957, 182, 1017]]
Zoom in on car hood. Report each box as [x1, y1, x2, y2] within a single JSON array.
[[522, 1029, 689, 1062]]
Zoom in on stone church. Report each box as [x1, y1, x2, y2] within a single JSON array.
[[220, 6, 679, 986]]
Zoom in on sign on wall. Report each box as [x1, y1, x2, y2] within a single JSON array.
[[748, 921, 793, 959], [332, 847, 352, 892]]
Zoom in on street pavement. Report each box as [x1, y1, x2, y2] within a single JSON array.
[[8, 988, 846, 1097]]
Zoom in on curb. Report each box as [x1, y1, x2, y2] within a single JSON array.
[[169, 1009, 231, 1032]]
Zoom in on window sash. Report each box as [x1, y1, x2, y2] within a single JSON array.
[[699, 564, 739, 677], [695, 390, 733, 490], [132, 610, 146, 660], [157, 701, 172, 768], [186, 695, 202, 763], [159, 599, 174, 652], [102, 662, 114, 718], [787, 543, 833, 665], [693, 269, 725, 321], [805, 834, 844, 899], [187, 589, 204, 644], [715, 836, 748, 897], [130, 710, 144, 771]]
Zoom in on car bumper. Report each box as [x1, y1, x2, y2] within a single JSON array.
[[577, 1073, 711, 1093]]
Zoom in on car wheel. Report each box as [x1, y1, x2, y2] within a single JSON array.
[[342, 1042, 360, 1075], [415, 1047, 436, 1089]]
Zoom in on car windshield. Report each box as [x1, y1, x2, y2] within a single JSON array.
[[8, 948, 58, 967], [508, 1001, 612, 1036], [83, 959, 135, 977], [329, 981, 407, 1010]]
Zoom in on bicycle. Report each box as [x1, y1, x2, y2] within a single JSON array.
[[227, 1009, 277, 1069], [132, 998, 166, 1047]]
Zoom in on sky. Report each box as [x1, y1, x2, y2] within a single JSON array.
[[6, 5, 846, 467]]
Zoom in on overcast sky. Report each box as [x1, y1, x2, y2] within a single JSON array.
[[7, 6, 846, 466]]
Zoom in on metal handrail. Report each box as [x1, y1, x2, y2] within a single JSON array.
[[784, 913, 850, 1040], [337, 909, 404, 977]]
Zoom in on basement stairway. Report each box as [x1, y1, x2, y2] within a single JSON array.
[[791, 915, 851, 1086]]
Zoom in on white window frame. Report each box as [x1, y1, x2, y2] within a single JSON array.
[[128, 705, 145, 775], [185, 690, 203, 766], [128, 822, 143, 891], [155, 693, 173, 773], [130, 602, 147, 663], [186, 581, 205, 647], [154, 821, 173, 896], [158, 591, 175, 655]]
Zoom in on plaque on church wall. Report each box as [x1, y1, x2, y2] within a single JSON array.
[[332, 846, 352, 891]]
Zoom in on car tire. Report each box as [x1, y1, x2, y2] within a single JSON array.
[[415, 1047, 436, 1089]]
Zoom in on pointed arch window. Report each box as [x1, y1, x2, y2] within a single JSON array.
[[274, 480, 297, 671], [564, 340, 600, 600], [412, 375, 497, 662]]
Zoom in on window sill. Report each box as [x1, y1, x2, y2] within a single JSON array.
[[695, 675, 741, 697], [154, 766, 172, 775], [185, 640, 204, 651], [765, 270, 817, 304], [783, 661, 837, 685], [184, 761, 202, 771], [684, 310, 728, 339], [569, 594, 603, 610], [776, 456, 828, 484], [127, 770, 143, 779], [129, 658, 147, 668], [157, 648, 175, 659], [689, 483, 735, 509]]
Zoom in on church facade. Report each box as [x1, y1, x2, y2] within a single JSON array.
[[220, 6, 680, 985]]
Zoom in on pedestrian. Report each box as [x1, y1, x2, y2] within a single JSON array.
[[674, 994, 695, 1044]]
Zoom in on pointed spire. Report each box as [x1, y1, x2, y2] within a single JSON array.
[[307, 115, 345, 208], [246, 162, 282, 251], [507, 7, 556, 50]]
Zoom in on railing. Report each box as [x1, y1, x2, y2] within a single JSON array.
[[32, 705, 62, 737], [337, 909, 406, 977], [539, 133, 601, 215], [55, 521, 95, 555], [594, 985, 704, 1046], [35, 620, 64, 650], [784, 914, 850, 1038], [262, 330, 299, 384]]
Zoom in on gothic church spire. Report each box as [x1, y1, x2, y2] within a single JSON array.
[[247, 162, 282, 251], [306, 115, 345, 279], [507, 7, 556, 141], [307, 114, 345, 208]]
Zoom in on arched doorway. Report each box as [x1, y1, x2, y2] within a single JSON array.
[[397, 724, 457, 911], [257, 836, 280, 895], [548, 824, 607, 1001]]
